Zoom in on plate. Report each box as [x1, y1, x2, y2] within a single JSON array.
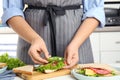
[[0, 66, 7, 74], [71, 69, 120, 80], [108, 64, 120, 71]]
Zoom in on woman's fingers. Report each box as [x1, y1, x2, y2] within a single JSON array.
[[64, 50, 79, 68], [64, 51, 73, 65], [42, 46, 50, 59], [29, 49, 48, 64], [66, 53, 72, 65], [64, 57, 78, 68], [28, 37, 50, 64], [30, 54, 42, 64]]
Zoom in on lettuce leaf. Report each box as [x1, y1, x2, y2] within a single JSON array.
[[0, 53, 26, 70], [36, 57, 65, 73]]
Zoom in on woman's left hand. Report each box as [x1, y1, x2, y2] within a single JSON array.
[[64, 44, 79, 68]]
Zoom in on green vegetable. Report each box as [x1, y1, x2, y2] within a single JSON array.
[[111, 71, 116, 75], [77, 69, 85, 75], [36, 57, 65, 73], [47, 56, 64, 62], [89, 74, 101, 77], [0, 53, 26, 70]]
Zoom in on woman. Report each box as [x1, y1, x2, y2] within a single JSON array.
[[2, 0, 105, 68]]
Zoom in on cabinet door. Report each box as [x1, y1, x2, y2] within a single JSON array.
[[100, 32, 120, 51], [0, 34, 18, 57], [90, 33, 100, 63], [101, 51, 120, 64]]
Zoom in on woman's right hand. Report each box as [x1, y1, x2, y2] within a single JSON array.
[[28, 37, 50, 64], [7, 16, 50, 64]]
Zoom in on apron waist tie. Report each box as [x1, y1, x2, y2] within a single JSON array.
[[27, 4, 82, 56]]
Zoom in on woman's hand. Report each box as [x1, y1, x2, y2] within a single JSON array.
[[7, 16, 50, 64], [64, 18, 99, 68], [28, 37, 50, 64], [64, 44, 79, 68]]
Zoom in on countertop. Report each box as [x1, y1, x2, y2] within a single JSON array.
[[94, 26, 120, 32], [0, 26, 120, 34], [0, 27, 15, 34]]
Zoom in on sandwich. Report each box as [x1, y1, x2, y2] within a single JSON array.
[[36, 57, 65, 73], [0, 62, 7, 68], [13, 65, 34, 75], [76, 63, 117, 77], [13, 57, 65, 74]]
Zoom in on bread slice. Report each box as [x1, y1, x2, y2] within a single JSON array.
[[78, 63, 119, 73], [0, 62, 7, 68], [13, 65, 33, 75], [44, 69, 57, 74]]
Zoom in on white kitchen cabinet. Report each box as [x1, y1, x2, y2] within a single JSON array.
[[0, 33, 18, 57], [90, 32, 120, 64], [90, 33, 100, 63], [100, 32, 120, 51], [101, 51, 120, 64]]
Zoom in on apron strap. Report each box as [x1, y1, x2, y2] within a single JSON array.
[[27, 4, 82, 56]]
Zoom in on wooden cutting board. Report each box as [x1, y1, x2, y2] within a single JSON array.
[[18, 65, 77, 80], [19, 68, 72, 80]]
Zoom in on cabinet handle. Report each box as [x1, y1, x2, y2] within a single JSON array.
[[115, 41, 120, 44], [116, 61, 120, 63]]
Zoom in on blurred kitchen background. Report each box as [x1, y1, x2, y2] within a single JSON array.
[[0, 0, 120, 64]]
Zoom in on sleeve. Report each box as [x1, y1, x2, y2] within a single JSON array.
[[2, 0, 24, 26], [82, 0, 105, 27]]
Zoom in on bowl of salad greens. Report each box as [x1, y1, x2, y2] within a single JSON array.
[[71, 64, 120, 80]]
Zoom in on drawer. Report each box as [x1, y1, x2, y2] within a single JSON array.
[[100, 32, 120, 51], [101, 51, 120, 64]]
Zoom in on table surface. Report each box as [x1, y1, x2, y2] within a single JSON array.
[[14, 63, 120, 80]]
